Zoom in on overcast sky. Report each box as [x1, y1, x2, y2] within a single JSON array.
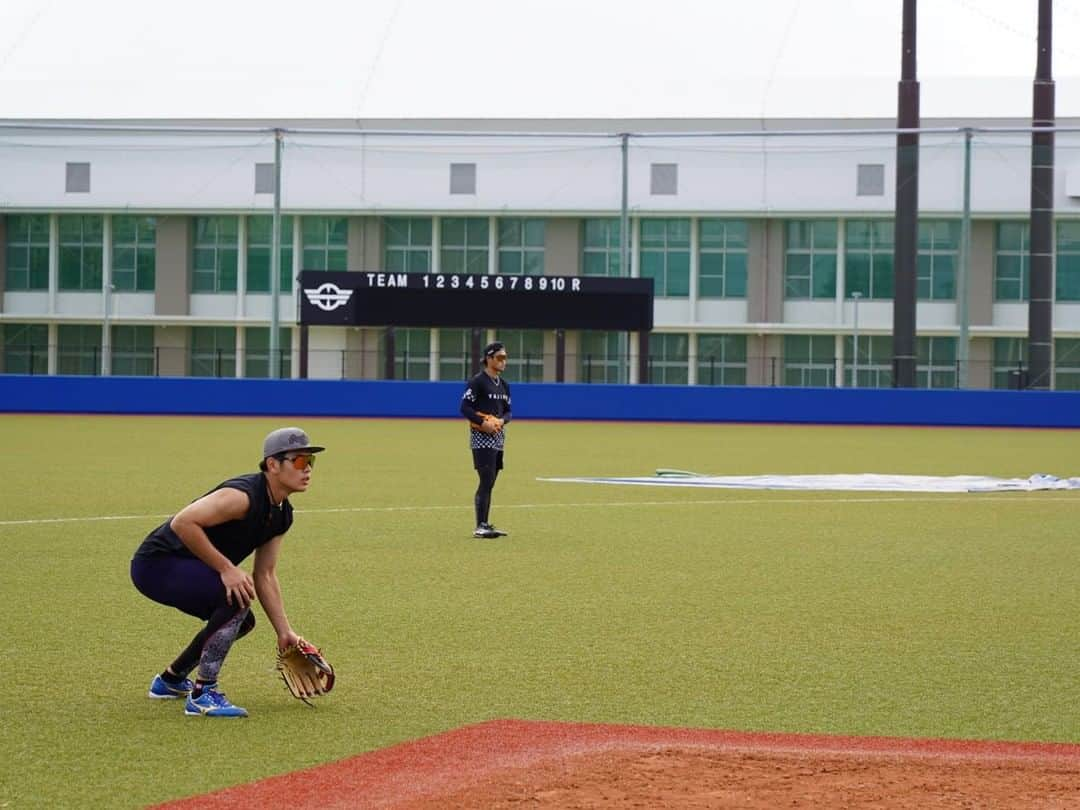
[[1, 0, 1079, 119]]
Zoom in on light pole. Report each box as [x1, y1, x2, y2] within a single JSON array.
[[852, 292, 863, 387]]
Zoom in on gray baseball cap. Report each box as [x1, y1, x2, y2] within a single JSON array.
[[262, 427, 326, 460]]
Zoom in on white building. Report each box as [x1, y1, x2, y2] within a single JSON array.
[[2, 116, 1080, 388]]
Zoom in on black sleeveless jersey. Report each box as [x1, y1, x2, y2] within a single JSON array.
[[461, 371, 512, 450], [133, 472, 293, 565]]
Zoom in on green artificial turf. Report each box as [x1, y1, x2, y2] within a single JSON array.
[[1, 414, 1078, 807]]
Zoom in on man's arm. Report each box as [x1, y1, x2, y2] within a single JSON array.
[[461, 381, 499, 432], [460, 381, 484, 424], [170, 488, 256, 609], [253, 535, 300, 650]]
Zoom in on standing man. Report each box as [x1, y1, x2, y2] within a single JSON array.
[[461, 341, 512, 539], [130, 427, 325, 717]]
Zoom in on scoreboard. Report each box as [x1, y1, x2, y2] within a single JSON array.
[[299, 271, 654, 332]]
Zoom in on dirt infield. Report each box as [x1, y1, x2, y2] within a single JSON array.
[[152, 719, 1080, 808]]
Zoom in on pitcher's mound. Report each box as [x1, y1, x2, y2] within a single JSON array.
[[153, 719, 1080, 808]]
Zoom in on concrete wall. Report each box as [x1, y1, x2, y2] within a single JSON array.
[[2, 127, 1078, 215]]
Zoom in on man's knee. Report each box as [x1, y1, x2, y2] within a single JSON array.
[[237, 611, 256, 639]]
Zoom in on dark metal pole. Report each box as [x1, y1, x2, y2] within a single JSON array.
[[637, 332, 650, 383], [470, 327, 483, 372], [299, 325, 309, 379], [555, 329, 565, 382], [892, 0, 919, 388], [1028, 0, 1055, 390], [383, 327, 396, 380]]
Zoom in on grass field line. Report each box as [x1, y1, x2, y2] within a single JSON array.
[[1, 494, 1076, 528]]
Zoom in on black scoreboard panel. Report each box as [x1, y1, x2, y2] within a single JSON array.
[[299, 271, 653, 331]]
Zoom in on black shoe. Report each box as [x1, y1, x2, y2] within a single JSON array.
[[479, 522, 507, 537]]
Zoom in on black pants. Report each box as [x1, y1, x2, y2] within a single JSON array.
[[131, 555, 256, 680], [472, 448, 504, 526]]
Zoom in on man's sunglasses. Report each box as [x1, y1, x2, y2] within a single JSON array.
[[277, 453, 316, 470]]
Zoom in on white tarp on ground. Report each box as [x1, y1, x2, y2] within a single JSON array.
[[537, 472, 1080, 493]]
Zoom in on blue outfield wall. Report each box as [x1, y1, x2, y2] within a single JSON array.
[[1, 374, 1079, 428]]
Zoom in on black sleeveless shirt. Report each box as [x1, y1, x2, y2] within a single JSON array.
[[133, 472, 293, 565]]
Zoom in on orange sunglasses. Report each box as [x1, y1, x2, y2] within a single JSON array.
[[278, 453, 316, 470]]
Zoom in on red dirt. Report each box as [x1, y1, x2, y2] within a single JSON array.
[[151, 720, 1080, 809]]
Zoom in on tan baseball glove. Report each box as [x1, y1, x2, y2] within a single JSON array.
[[276, 638, 335, 705]]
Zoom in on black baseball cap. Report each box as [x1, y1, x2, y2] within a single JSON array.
[[484, 341, 506, 358]]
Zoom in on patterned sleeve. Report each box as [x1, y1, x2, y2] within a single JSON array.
[[460, 379, 484, 424]]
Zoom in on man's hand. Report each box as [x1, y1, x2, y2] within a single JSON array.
[[278, 630, 301, 650], [221, 565, 256, 609], [480, 416, 504, 434]]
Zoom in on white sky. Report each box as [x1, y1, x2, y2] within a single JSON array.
[[1, 0, 1079, 119]]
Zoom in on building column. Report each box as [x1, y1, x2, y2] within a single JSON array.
[[430, 328, 440, 381], [47, 322, 58, 375], [101, 215, 113, 376], [48, 214, 58, 316], [236, 216, 247, 319], [834, 218, 846, 387]]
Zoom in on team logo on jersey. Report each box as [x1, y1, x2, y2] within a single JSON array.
[[303, 283, 353, 312]]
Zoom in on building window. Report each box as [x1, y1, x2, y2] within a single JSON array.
[[111, 325, 155, 376], [497, 329, 544, 382], [917, 337, 957, 389], [994, 221, 1029, 301], [190, 326, 236, 377], [1056, 221, 1080, 302], [1055, 338, 1080, 390], [438, 328, 470, 381], [390, 328, 430, 381], [785, 221, 837, 299], [450, 163, 477, 195], [441, 217, 489, 274], [58, 215, 103, 291], [301, 216, 348, 271], [783, 335, 835, 387], [582, 218, 623, 277], [66, 162, 91, 193], [2, 323, 48, 373], [244, 327, 292, 378], [856, 164, 885, 196], [845, 220, 894, 300], [246, 215, 294, 293], [384, 217, 432, 274], [844, 335, 892, 388], [4, 215, 50, 291], [992, 337, 1027, 389], [648, 332, 689, 385], [57, 324, 102, 375], [696, 334, 747, 385], [497, 218, 544, 275], [254, 163, 275, 194], [578, 330, 629, 384], [640, 219, 690, 297], [698, 220, 748, 298], [192, 217, 239, 293], [650, 163, 678, 195], [112, 216, 156, 292], [917, 220, 958, 300]]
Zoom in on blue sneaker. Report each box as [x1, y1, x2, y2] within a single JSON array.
[[184, 688, 248, 718], [148, 674, 194, 700]]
